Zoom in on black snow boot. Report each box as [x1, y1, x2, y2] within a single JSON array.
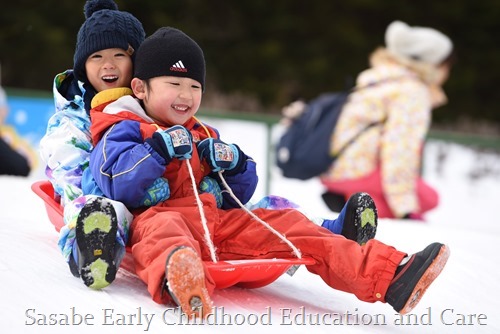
[[386, 242, 450, 314]]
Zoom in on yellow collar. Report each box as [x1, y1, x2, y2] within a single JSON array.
[[91, 87, 133, 109]]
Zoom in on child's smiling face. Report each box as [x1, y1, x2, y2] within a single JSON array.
[[85, 48, 133, 92], [133, 76, 202, 127]]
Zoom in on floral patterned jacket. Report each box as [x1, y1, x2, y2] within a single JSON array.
[[39, 70, 94, 206], [324, 60, 433, 217]]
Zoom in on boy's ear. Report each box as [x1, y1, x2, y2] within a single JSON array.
[[131, 78, 146, 99]]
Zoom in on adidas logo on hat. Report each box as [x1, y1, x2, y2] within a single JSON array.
[[171, 60, 187, 73], [134, 27, 205, 90]]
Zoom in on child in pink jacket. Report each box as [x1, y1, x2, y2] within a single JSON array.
[[321, 21, 454, 220]]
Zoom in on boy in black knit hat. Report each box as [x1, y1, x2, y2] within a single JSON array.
[[84, 26, 450, 318], [40, 2, 376, 293], [39, 0, 145, 289]]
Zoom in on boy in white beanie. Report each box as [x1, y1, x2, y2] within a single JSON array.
[[321, 20, 455, 220], [84, 26, 450, 318]]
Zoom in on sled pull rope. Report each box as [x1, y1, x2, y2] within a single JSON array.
[[217, 171, 302, 259], [187, 117, 300, 260], [186, 159, 218, 263]]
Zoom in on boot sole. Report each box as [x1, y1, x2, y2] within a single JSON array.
[[75, 198, 118, 290], [343, 192, 378, 245], [399, 244, 450, 314], [166, 247, 213, 318]]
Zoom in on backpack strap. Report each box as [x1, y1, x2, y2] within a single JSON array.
[[332, 78, 398, 158], [332, 118, 386, 159]]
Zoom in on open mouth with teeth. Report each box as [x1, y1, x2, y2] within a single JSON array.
[[102, 75, 118, 83], [173, 105, 189, 112]]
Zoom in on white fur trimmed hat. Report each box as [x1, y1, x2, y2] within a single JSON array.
[[385, 21, 453, 65]]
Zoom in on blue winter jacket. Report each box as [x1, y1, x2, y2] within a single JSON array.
[[87, 94, 258, 210]]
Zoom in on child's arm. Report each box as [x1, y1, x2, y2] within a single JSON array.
[[216, 158, 258, 209], [39, 72, 91, 206], [197, 138, 258, 208], [89, 120, 169, 207]]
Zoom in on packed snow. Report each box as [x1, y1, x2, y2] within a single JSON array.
[[1, 118, 499, 333]]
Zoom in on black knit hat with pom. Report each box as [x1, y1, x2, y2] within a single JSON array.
[[73, 0, 145, 84]]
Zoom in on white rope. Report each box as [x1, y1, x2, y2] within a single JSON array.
[[217, 171, 302, 259], [186, 160, 218, 263]]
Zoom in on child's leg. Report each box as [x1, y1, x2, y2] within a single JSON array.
[[416, 177, 439, 214], [326, 172, 440, 219], [216, 208, 448, 313], [385, 242, 449, 314], [321, 192, 378, 245], [247, 194, 377, 244], [129, 207, 216, 306], [165, 246, 212, 318], [75, 197, 118, 289], [217, 208, 404, 300], [321, 169, 395, 218], [59, 195, 132, 287]]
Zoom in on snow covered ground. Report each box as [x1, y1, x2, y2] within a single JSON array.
[[1, 121, 499, 333]]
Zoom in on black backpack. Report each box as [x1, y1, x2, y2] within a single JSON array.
[[276, 91, 350, 180], [276, 87, 386, 180]]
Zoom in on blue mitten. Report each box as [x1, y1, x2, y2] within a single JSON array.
[[156, 125, 193, 160], [199, 176, 223, 208], [140, 177, 170, 207], [197, 138, 242, 173]]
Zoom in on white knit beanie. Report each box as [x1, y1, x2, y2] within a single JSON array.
[[385, 21, 452, 65]]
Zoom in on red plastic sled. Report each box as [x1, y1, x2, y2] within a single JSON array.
[[31, 180, 315, 289]]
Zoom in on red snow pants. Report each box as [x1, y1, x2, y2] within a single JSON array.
[[129, 193, 406, 305]]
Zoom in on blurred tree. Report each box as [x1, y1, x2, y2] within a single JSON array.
[[0, 0, 498, 131]]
